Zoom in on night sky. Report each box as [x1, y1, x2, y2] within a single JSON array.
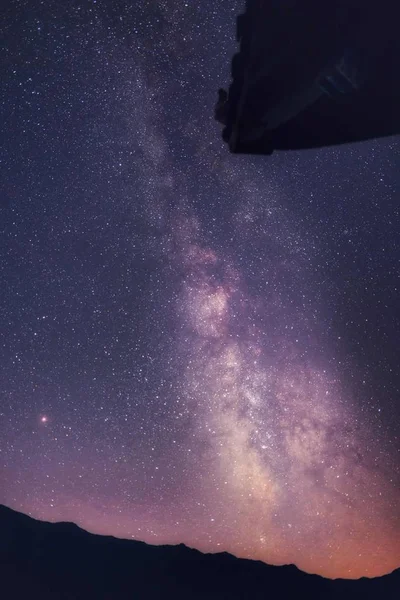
[[1, 0, 399, 580]]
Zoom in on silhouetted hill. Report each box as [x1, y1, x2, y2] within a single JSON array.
[[1, 504, 398, 599]]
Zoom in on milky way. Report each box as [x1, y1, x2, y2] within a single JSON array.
[[1, 0, 399, 580]]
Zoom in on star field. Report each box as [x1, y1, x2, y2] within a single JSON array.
[[1, 0, 399, 580]]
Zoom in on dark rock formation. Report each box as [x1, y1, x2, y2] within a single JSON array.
[[218, 0, 400, 155]]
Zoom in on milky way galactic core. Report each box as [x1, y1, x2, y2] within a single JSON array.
[[1, 0, 399, 579]]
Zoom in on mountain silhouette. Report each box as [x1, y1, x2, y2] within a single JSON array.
[[1, 504, 398, 599]]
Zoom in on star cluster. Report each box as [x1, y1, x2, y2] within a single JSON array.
[[1, 0, 399, 580]]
